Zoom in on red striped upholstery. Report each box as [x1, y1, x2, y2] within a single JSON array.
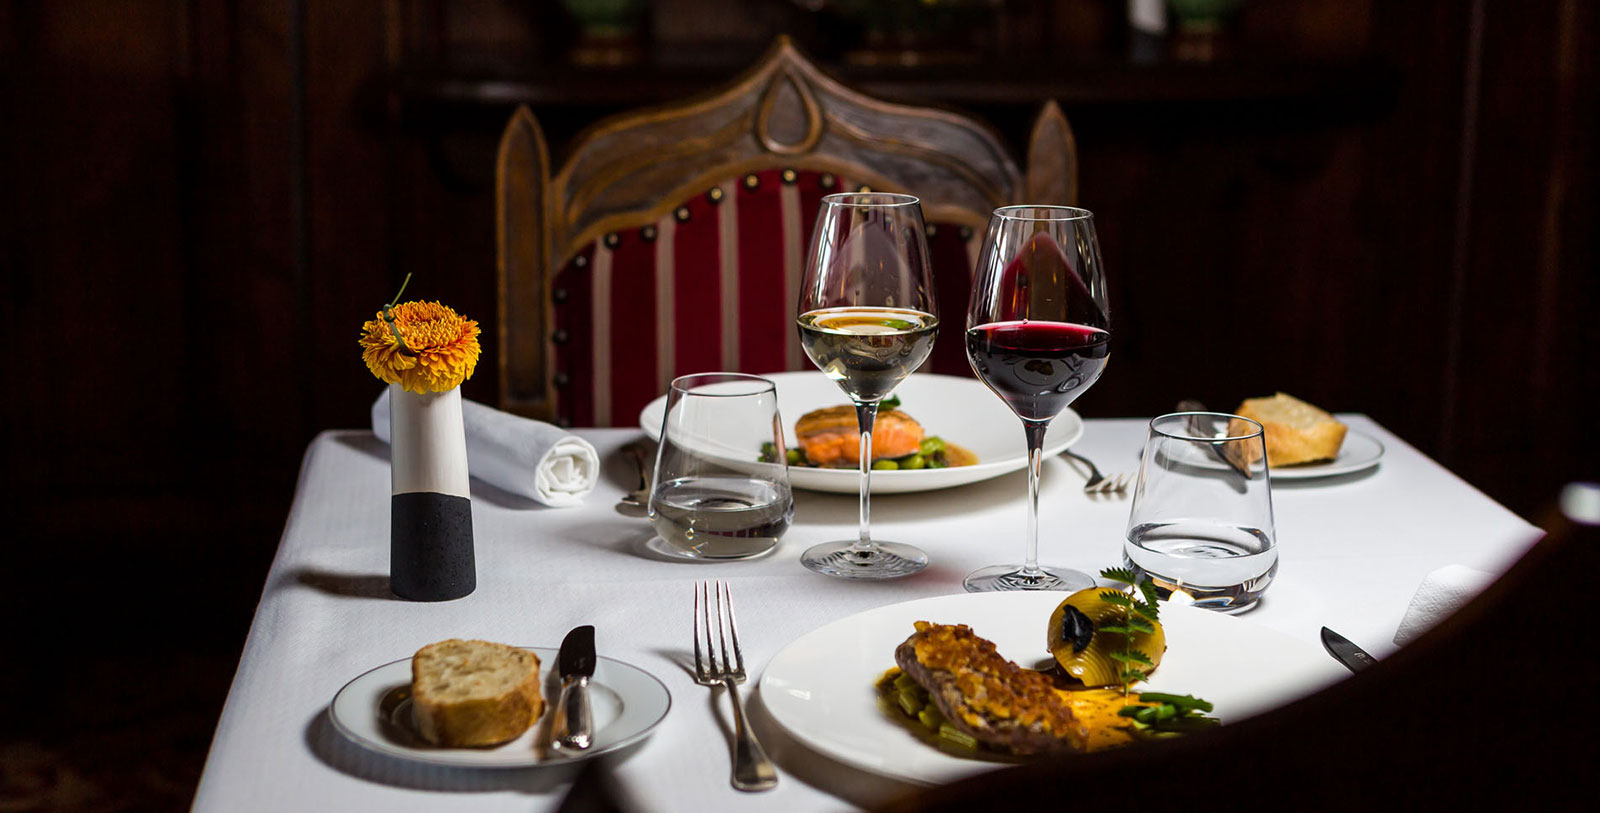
[[550, 169, 981, 427]]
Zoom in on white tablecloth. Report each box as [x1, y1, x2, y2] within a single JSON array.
[[193, 416, 1540, 812]]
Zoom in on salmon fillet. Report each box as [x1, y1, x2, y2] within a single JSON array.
[[795, 405, 924, 467]]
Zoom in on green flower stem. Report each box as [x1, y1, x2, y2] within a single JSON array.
[[381, 273, 415, 355]]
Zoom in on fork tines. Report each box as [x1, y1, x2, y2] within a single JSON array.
[[694, 580, 746, 683], [1086, 474, 1131, 494]]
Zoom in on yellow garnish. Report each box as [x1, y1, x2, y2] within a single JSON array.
[[359, 300, 481, 393]]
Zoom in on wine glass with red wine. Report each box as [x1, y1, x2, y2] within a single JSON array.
[[964, 206, 1111, 592], [796, 193, 939, 579]]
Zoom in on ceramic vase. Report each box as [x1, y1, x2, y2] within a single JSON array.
[[387, 383, 475, 601]]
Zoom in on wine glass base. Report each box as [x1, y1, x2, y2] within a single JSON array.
[[801, 540, 927, 580], [963, 564, 1095, 593]]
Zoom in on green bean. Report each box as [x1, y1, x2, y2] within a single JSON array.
[[937, 722, 978, 750], [872, 459, 899, 470], [900, 453, 926, 470], [917, 708, 942, 731], [894, 672, 918, 692], [1138, 693, 1214, 713], [919, 437, 946, 455], [786, 448, 801, 465], [897, 690, 922, 717]]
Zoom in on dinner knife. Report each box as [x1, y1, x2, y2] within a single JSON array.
[[552, 625, 596, 751], [1176, 400, 1252, 479], [1320, 626, 1378, 673]]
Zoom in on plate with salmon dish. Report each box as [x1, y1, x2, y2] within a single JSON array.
[[638, 372, 1082, 494]]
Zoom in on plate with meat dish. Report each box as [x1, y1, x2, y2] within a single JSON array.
[[638, 372, 1083, 494], [758, 591, 1346, 785]]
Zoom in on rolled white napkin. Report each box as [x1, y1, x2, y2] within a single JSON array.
[[373, 390, 599, 507], [1393, 564, 1495, 646]]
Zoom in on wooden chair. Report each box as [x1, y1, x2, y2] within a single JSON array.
[[495, 35, 1079, 425]]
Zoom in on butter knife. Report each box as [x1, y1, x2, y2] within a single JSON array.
[[1320, 626, 1378, 673], [1176, 399, 1252, 479], [552, 625, 596, 751]]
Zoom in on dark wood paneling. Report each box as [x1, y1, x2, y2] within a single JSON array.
[[6, 1, 190, 493], [6, 2, 1591, 555], [1446, 0, 1598, 510], [304, 0, 395, 432], [1360, 0, 1472, 463]]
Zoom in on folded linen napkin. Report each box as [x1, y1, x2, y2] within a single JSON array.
[[1393, 564, 1495, 646], [373, 390, 599, 507]]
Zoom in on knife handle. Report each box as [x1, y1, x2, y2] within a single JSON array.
[[553, 676, 593, 751]]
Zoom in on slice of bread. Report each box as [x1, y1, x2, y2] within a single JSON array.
[[411, 639, 543, 747], [1232, 393, 1348, 467]]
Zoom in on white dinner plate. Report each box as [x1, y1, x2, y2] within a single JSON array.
[[1178, 429, 1385, 480], [328, 647, 670, 768], [637, 371, 1084, 494], [759, 591, 1346, 785]]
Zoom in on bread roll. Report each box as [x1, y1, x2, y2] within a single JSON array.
[[1232, 393, 1347, 467], [411, 639, 543, 747]]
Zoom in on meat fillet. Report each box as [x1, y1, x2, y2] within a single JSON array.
[[894, 621, 1082, 755]]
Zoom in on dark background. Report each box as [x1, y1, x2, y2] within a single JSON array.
[[2, 0, 1595, 808]]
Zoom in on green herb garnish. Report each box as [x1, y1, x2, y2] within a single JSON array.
[[1097, 567, 1162, 695], [1098, 567, 1221, 736], [880, 394, 901, 410]]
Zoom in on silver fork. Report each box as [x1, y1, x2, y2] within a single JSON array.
[[1061, 448, 1132, 494], [693, 581, 778, 792]]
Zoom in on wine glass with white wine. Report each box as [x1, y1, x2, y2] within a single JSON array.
[[796, 193, 939, 579]]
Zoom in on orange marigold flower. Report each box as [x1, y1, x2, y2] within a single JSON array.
[[360, 300, 481, 393]]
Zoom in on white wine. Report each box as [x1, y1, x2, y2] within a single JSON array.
[[797, 306, 938, 402]]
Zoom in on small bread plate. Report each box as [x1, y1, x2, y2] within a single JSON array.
[[638, 371, 1084, 494], [759, 591, 1345, 786], [1179, 429, 1384, 480], [328, 647, 670, 768]]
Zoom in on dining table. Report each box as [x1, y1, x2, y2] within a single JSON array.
[[192, 413, 1541, 812]]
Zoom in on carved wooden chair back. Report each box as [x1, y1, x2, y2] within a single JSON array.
[[496, 36, 1078, 425]]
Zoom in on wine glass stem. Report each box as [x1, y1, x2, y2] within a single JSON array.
[[1020, 421, 1049, 576], [853, 400, 879, 553]]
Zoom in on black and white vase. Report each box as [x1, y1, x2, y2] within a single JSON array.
[[388, 382, 475, 601]]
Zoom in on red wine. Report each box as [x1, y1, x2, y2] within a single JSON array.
[[966, 321, 1109, 422]]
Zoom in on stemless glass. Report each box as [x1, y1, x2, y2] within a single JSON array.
[[964, 206, 1110, 592], [795, 193, 939, 579], [1123, 413, 1278, 613], [647, 373, 794, 560]]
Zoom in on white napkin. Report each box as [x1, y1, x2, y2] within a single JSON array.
[[372, 390, 599, 507], [1393, 564, 1495, 645]]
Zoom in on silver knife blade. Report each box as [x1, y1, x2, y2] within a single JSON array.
[[557, 625, 596, 678], [1320, 626, 1378, 673], [552, 625, 596, 751], [1176, 400, 1253, 479]]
